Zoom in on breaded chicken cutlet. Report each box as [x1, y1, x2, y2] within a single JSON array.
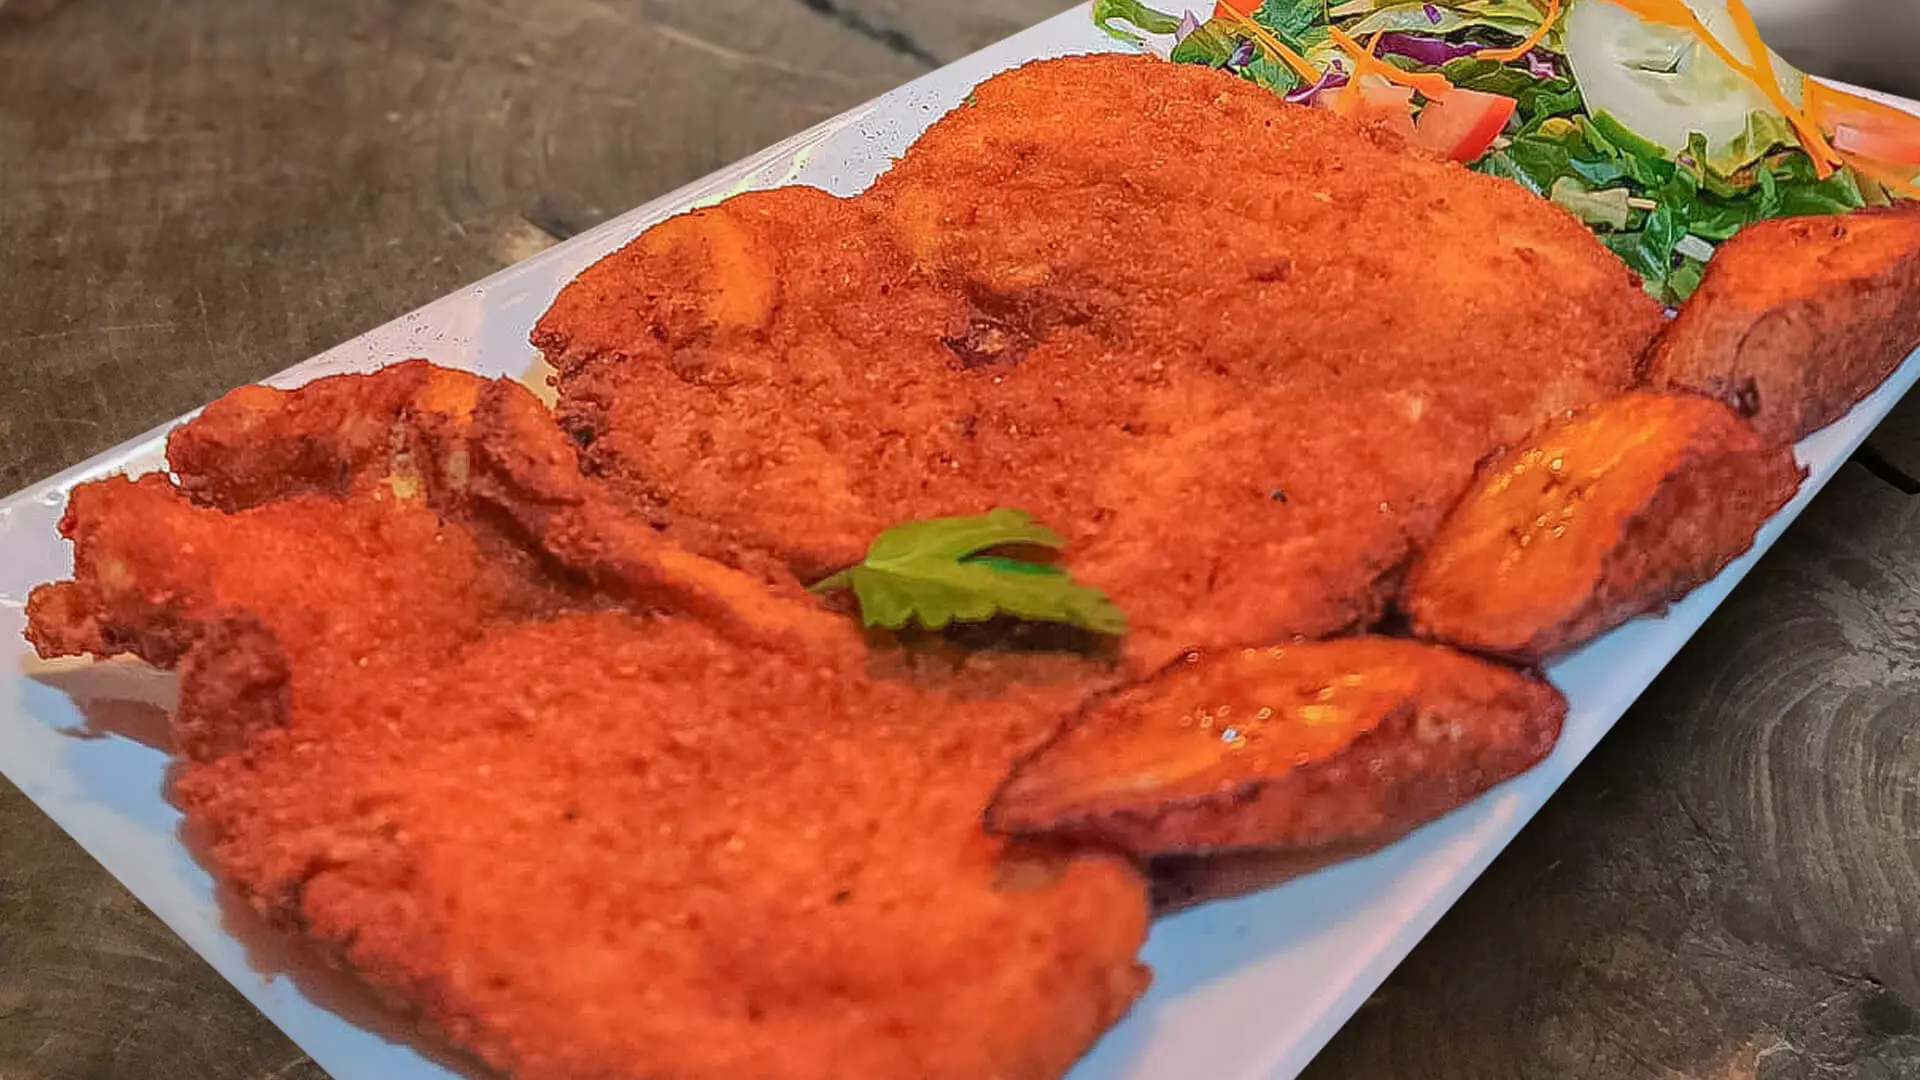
[[28, 365, 1151, 1080], [535, 54, 1666, 671], [25, 362, 1581, 1080]]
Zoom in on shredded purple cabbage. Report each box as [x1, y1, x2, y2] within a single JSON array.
[[1363, 34, 1563, 83], [1423, 3, 1444, 24], [1225, 36, 1258, 71], [1372, 32, 1479, 66], [1284, 60, 1351, 106], [1175, 10, 1201, 44]]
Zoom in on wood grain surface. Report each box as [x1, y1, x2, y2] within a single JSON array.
[[4, 2, 1920, 1079], [1306, 452, 1920, 1080]]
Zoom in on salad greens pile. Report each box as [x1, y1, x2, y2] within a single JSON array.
[[1093, 0, 1911, 305]]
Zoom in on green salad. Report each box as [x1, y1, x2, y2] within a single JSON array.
[[1094, 0, 1920, 304]]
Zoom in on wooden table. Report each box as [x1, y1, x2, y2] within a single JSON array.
[[4, 2, 1919, 1078]]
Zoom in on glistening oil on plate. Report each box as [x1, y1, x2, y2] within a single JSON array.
[[2, 6, 1919, 1080]]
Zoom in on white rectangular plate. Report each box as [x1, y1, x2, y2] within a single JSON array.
[[3, 7, 1917, 1080]]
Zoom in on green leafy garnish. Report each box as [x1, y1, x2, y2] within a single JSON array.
[[1166, 15, 1305, 94], [810, 509, 1127, 636], [1549, 176, 1632, 230], [1169, 18, 1246, 67], [1346, 3, 1536, 42], [1477, 107, 1868, 304], [1093, 0, 1182, 46], [1251, 0, 1334, 56], [1091, 0, 1907, 307]]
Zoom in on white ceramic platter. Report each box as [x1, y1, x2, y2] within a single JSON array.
[[3, 6, 1918, 1079]]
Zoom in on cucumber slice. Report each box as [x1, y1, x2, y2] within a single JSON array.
[[1562, 0, 1803, 159]]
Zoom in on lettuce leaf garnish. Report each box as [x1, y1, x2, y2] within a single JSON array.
[[1249, 0, 1334, 56], [1479, 107, 1867, 303], [1346, 2, 1539, 42], [1093, 0, 1184, 46], [810, 509, 1127, 636]]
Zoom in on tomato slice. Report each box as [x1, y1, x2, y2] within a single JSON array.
[[1834, 124, 1920, 167], [1412, 87, 1518, 162], [1826, 102, 1920, 167], [1319, 80, 1417, 140], [1807, 83, 1920, 174]]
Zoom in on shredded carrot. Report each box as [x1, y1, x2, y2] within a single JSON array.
[[1809, 81, 1920, 135], [1805, 85, 1920, 196], [1723, 0, 1838, 177], [1837, 150, 1920, 200], [1327, 25, 1455, 98], [1475, 0, 1561, 63], [1804, 77, 1826, 129], [1214, 0, 1324, 83]]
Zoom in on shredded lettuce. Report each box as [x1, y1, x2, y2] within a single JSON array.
[[1093, 0, 1184, 45], [1346, 3, 1538, 41], [1441, 56, 1583, 118], [1170, 18, 1246, 65], [1251, 0, 1336, 54], [1706, 110, 1801, 175], [1484, 106, 1866, 302], [1171, 14, 1304, 91], [1550, 176, 1633, 229]]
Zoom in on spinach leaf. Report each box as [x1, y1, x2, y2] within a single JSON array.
[[1253, 0, 1333, 53]]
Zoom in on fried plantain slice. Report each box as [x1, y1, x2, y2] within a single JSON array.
[[1402, 392, 1804, 661], [987, 638, 1564, 856], [1644, 205, 1920, 446]]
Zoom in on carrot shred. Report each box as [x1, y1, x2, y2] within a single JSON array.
[[1327, 25, 1455, 98], [1214, 0, 1325, 83], [1474, 0, 1561, 63], [1723, 0, 1838, 178], [1837, 150, 1920, 200], [1804, 83, 1920, 197], [1809, 80, 1920, 135]]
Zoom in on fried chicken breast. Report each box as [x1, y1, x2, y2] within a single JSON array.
[[27, 366, 1151, 1080], [533, 54, 1665, 671]]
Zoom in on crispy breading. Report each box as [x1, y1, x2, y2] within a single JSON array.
[[987, 638, 1565, 856], [159, 362, 844, 656], [533, 185, 967, 570], [1645, 205, 1920, 446], [165, 363, 435, 511], [1401, 392, 1804, 661], [464, 377, 849, 655], [27, 367, 1151, 1080], [532, 54, 1663, 671]]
